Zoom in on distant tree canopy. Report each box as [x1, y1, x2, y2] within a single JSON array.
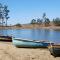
[[37, 18, 42, 25], [0, 3, 10, 26], [14, 23, 22, 27], [44, 18, 50, 26], [42, 13, 50, 26], [30, 18, 43, 25], [42, 13, 46, 22], [31, 19, 36, 24], [53, 18, 60, 26], [30, 13, 60, 27]]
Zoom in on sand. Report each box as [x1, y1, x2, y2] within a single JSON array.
[[0, 42, 60, 60], [0, 24, 60, 30]]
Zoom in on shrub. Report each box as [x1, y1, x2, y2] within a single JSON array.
[[53, 18, 60, 26]]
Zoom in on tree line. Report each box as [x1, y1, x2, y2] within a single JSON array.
[[30, 13, 60, 26], [0, 3, 60, 27]]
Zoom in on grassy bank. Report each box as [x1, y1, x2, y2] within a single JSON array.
[[0, 24, 60, 30]]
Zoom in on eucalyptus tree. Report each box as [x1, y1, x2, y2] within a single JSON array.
[[31, 19, 36, 28], [31, 19, 36, 24], [42, 13, 46, 22], [0, 3, 4, 26], [0, 3, 10, 26], [53, 17, 60, 26], [37, 18, 42, 26], [4, 5, 10, 26], [42, 13, 46, 26], [0, 3, 2, 19], [44, 18, 50, 26]]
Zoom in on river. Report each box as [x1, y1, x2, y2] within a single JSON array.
[[0, 29, 60, 43]]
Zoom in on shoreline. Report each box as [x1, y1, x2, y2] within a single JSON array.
[[0, 25, 60, 30], [0, 42, 60, 60]]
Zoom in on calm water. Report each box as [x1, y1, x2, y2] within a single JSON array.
[[0, 29, 60, 43]]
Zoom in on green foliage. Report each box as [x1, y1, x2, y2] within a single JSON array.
[[37, 18, 42, 25], [0, 3, 3, 19], [15, 23, 22, 27], [44, 18, 50, 26], [31, 19, 36, 24], [53, 18, 60, 26], [0, 3, 10, 26], [42, 13, 46, 19], [42, 13, 46, 22]]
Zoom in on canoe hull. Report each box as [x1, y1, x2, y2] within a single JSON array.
[[48, 45, 60, 57], [12, 38, 51, 48], [0, 36, 12, 42]]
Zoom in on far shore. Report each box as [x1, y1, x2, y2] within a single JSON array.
[[0, 24, 60, 30]]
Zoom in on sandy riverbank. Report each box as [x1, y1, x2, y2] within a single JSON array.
[[0, 42, 60, 60], [0, 24, 60, 30]]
